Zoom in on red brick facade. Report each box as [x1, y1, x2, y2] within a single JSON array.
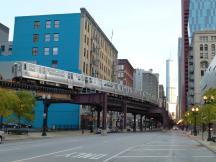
[[117, 59, 134, 87]]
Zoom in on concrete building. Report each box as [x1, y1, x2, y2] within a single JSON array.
[[188, 31, 216, 106], [0, 23, 9, 43], [159, 84, 166, 108], [133, 69, 159, 101], [0, 8, 118, 129], [180, 0, 216, 115], [142, 70, 159, 101], [0, 23, 12, 56], [117, 59, 134, 87], [133, 69, 145, 91]]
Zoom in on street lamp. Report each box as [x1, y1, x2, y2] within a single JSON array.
[[203, 95, 214, 141], [191, 107, 199, 136], [42, 94, 51, 136]]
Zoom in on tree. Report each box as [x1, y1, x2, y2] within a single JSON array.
[[0, 88, 19, 128], [202, 88, 216, 140], [12, 91, 36, 124]]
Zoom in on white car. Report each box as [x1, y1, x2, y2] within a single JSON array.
[[0, 131, 5, 144]]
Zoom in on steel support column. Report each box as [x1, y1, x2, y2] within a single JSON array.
[[42, 100, 50, 136], [122, 101, 127, 132], [140, 115, 143, 131], [101, 93, 107, 135], [133, 113, 136, 132], [97, 109, 101, 128]]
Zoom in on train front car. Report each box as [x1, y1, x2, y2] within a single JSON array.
[[12, 62, 43, 84]]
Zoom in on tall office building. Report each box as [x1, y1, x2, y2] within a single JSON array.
[[180, 0, 216, 116], [0, 8, 118, 128], [133, 69, 159, 101], [178, 38, 183, 119], [166, 59, 177, 119]]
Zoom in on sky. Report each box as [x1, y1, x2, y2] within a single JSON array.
[[0, 0, 181, 90]]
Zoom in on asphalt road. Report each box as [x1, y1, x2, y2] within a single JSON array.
[[0, 131, 216, 162]]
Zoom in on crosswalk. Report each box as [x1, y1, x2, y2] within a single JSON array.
[[56, 152, 107, 160]]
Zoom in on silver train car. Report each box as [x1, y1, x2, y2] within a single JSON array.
[[200, 56, 216, 94], [12, 61, 157, 103]]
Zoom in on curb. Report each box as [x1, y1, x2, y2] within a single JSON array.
[[185, 133, 216, 153]]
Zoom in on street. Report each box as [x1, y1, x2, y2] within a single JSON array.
[[0, 131, 216, 162]]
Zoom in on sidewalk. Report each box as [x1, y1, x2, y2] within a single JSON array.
[[4, 130, 93, 142], [179, 130, 216, 153]]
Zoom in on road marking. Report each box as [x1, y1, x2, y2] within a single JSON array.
[[55, 152, 107, 160], [10, 146, 82, 162], [55, 152, 77, 157], [0, 148, 20, 152], [118, 155, 170, 158], [192, 156, 216, 158], [90, 154, 107, 159], [102, 146, 133, 162], [132, 148, 185, 151]]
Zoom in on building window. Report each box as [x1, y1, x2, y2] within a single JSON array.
[[51, 60, 58, 68], [8, 45, 12, 51], [32, 47, 38, 56], [54, 20, 60, 28], [52, 47, 58, 55], [200, 44, 203, 51], [34, 21, 40, 29], [44, 47, 49, 55], [201, 70, 205, 76], [53, 33, 59, 41], [1, 45, 5, 52], [46, 20, 51, 28], [200, 61, 208, 69], [204, 44, 208, 51], [84, 48, 86, 57], [33, 34, 39, 43], [45, 34, 50, 42], [83, 62, 86, 73]]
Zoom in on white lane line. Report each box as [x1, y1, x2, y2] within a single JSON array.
[[192, 156, 216, 158], [0, 148, 20, 152], [132, 148, 185, 151], [102, 146, 133, 162], [118, 156, 170, 158], [10, 146, 82, 162]]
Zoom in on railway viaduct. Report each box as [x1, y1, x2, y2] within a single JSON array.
[[0, 80, 170, 135]]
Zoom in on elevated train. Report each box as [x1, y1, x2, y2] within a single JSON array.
[[12, 61, 157, 103]]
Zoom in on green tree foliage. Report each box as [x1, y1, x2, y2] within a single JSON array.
[[0, 88, 19, 127], [201, 88, 216, 124], [12, 91, 36, 124]]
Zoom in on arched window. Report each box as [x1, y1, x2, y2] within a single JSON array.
[[200, 61, 209, 69]]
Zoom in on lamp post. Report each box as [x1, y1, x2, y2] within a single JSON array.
[[191, 107, 199, 136], [203, 95, 214, 141], [42, 94, 51, 136]]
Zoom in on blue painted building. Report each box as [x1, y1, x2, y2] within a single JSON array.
[[0, 13, 82, 129]]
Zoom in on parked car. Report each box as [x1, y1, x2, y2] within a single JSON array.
[[0, 131, 5, 144]]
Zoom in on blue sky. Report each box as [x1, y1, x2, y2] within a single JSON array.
[[1, 0, 181, 89]]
